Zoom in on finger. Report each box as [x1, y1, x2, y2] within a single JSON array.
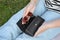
[[22, 7, 30, 24], [22, 16, 30, 24]]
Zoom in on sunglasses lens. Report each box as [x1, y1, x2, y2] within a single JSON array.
[[22, 16, 28, 22], [27, 12, 33, 16], [22, 12, 32, 23]]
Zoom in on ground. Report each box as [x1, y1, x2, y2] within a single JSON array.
[[0, 0, 30, 26]]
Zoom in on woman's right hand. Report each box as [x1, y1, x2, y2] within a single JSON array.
[[34, 19, 60, 37], [22, 1, 36, 24]]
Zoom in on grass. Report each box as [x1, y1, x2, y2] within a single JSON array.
[[0, 0, 30, 26]]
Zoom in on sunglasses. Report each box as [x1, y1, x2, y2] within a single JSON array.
[[22, 12, 33, 22]]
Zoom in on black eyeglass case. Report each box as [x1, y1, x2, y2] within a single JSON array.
[[17, 15, 45, 37]]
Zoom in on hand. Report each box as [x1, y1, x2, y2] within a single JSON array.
[[34, 22, 50, 37], [34, 19, 60, 37], [22, 1, 36, 24]]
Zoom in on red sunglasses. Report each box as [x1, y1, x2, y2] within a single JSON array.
[[22, 12, 33, 22]]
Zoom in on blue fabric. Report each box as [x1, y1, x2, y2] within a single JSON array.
[[0, 0, 60, 40]]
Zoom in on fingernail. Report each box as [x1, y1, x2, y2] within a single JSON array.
[[22, 22, 26, 24]]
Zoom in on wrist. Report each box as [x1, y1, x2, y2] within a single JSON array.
[[30, 0, 37, 6], [43, 22, 53, 29], [25, 1, 36, 13], [46, 21, 56, 29]]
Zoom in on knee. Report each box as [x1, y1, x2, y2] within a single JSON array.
[[41, 10, 60, 21], [33, 0, 47, 16]]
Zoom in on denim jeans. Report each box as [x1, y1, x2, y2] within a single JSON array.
[[0, 0, 60, 40]]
